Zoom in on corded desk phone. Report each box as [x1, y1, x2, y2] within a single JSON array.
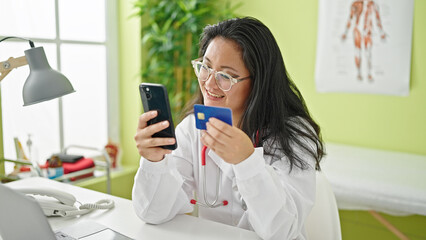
[[16, 187, 114, 217]]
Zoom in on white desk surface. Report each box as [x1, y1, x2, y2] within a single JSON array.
[[321, 143, 426, 216], [6, 177, 259, 240]]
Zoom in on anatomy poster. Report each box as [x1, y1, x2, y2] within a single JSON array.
[[315, 0, 414, 96]]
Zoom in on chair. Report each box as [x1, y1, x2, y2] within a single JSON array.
[[305, 171, 342, 240]]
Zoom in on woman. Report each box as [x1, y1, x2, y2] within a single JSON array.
[[133, 17, 324, 240]]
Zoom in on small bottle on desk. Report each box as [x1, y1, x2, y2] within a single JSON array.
[[47, 155, 64, 179]]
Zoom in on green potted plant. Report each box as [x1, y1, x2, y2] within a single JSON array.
[[133, 0, 241, 122]]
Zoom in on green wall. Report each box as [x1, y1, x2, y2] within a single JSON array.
[[2, 0, 421, 171], [118, 0, 142, 167], [118, 0, 426, 163], [1, 0, 423, 184], [229, 1, 426, 239], [0, 91, 3, 175], [234, 0, 426, 155], [116, 0, 426, 238]]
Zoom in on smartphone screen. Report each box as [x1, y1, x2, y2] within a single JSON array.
[[139, 83, 177, 150]]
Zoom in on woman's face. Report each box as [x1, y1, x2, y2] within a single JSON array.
[[200, 37, 252, 125]]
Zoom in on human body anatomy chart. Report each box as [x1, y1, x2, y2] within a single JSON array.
[[315, 0, 413, 96]]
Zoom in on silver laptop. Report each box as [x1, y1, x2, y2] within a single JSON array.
[[0, 183, 133, 240]]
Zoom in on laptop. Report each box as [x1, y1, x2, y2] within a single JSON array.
[[0, 183, 133, 240]]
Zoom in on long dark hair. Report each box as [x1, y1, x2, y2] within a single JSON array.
[[182, 17, 324, 171]]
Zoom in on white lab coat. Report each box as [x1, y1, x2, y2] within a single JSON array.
[[132, 114, 316, 240]]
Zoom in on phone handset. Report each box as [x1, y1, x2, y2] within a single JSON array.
[[16, 187, 114, 217], [17, 187, 76, 206]]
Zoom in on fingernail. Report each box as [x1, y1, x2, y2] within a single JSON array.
[[168, 138, 175, 143], [162, 121, 168, 126]]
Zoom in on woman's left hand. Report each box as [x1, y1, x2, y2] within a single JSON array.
[[201, 117, 254, 165]]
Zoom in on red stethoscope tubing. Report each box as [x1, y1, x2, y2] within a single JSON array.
[[201, 145, 207, 166]]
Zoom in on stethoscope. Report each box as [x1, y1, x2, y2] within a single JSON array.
[[190, 131, 260, 208], [190, 145, 228, 208]]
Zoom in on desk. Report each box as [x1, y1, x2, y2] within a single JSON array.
[[6, 177, 259, 240]]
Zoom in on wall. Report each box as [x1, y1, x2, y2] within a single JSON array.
[[1, 0, 423, 191], [2, 1, 421, 171], [234, 0, 426, 155], [117, 0, 426, 165], [76, 166, 138, 199], [0, 92, 3, 175], [118, 0, 142, 167], [232, 1, 425, 239]]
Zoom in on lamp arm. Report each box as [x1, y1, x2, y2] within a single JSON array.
[[0, 36, 34, 81], [0, 56, 28, 81]]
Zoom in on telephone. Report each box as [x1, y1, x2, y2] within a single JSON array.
[[16, 187, 114, 217]]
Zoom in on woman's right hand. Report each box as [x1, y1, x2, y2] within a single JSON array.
[[134, 110, 176, 162]]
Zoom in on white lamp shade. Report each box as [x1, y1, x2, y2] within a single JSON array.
[[22, 47, 75, 106]]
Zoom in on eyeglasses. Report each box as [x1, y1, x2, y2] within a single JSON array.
[[191, 58, 250, 92]]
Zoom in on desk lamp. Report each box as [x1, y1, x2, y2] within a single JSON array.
[[0, 36, 75, 105], [0, 36, 75, 177]]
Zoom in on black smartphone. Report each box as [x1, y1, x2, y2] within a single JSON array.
[[139, 83, 177, 150]]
